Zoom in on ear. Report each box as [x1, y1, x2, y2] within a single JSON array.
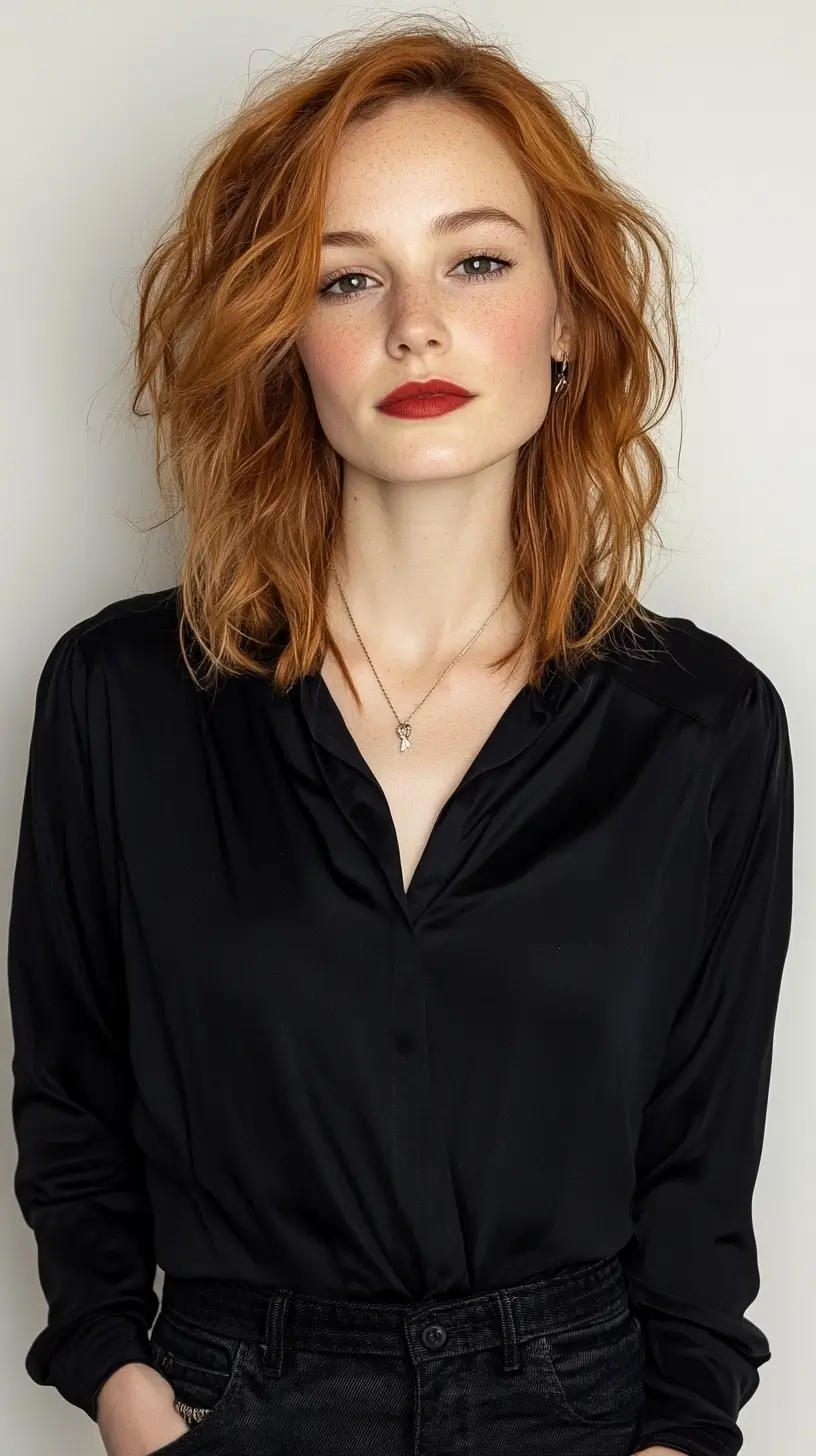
[[551, 305, 573, 361]]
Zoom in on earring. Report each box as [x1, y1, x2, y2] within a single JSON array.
[[553, 356, 570, 398]]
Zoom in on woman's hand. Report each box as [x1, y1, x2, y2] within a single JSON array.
[[95, 1361, 191, 1456]]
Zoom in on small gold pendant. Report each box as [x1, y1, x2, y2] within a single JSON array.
[[397, 722, 412, 752]]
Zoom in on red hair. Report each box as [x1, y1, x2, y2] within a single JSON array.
[[127, 12, 680, 701]]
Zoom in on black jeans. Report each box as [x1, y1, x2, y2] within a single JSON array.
[[147, 1252, 646, 1454]]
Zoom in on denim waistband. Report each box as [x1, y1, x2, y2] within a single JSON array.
[[159, 1253, 631, 1378]]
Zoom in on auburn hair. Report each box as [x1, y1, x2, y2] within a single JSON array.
[[127, 12, 680, 703]]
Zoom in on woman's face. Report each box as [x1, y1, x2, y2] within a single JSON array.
[[295, 95, 570, 485]]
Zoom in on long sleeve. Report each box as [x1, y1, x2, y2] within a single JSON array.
[[623, 664, 794, 1456], [7, 626, 158, 1420]]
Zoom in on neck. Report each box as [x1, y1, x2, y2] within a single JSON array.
[[328, 460, 521, 669]]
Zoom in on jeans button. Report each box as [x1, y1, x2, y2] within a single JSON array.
[[421, 1322, 448, 1350]]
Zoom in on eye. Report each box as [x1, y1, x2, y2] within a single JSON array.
[[453, 254, 514, 283], [317, 253, 515, 303]]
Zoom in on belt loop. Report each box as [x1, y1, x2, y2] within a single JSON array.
[[496, 1290, 521, 1374], [261, 1290, 291, 1376]]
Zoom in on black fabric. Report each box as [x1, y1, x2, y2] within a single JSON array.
[[6, 586, 793, 1455], [143, 1255, 649, 1455]]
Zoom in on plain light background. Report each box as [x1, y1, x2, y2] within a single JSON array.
[[2, 2, 813, 1452]]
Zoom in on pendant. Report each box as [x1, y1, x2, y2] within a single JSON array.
[[396, 722, 412, 752]]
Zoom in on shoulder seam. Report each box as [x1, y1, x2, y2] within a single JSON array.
[[601, 609, 757, 732], [56, 587, 179, 653]]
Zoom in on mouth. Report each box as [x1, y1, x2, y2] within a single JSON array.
[[376, 377, 475, 409]]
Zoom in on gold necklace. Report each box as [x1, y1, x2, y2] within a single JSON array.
[[330, 563, 512, 752]]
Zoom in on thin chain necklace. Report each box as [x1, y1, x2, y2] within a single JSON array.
[[330, 563, 512, 752]]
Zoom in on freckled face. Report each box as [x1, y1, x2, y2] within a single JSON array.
[[295, 96, 568, 483]]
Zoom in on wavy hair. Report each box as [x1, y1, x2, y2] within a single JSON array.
[[127, 12, 681, 701]]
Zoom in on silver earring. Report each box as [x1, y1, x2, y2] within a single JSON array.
[[553, 356, 570, 398]]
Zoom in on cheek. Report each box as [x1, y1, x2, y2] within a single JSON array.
[[487, 302, 549, 377], [469, 299, 554, 436], [300, 327, 369, 402]]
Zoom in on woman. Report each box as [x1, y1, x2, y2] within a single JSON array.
[[7, 15, 793, 1456]]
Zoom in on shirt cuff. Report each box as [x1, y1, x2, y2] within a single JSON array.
[[26, 1313, 154, 1420], [631, 1395, 748, 1456]]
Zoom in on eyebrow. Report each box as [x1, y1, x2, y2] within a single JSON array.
[[321, 207, 528, 249]]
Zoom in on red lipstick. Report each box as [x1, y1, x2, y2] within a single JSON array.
[[376, 377, 475, 419]]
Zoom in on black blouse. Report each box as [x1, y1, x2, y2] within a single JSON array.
[[7, 587, 793, 1456]]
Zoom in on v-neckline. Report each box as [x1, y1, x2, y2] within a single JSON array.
[[302, 667, 560, 919]]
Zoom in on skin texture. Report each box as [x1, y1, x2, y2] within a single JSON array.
[[295, 93, 572, 674], [96, 1360, 188, 1454]]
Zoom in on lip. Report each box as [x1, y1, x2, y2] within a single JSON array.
[[376, 377, 475, 408], [378, 394, 473, 419]]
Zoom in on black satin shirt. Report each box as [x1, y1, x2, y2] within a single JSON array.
[[7, 587, 794, 1456]]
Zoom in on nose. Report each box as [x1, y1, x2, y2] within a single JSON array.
[[385, 289, 450, 356]]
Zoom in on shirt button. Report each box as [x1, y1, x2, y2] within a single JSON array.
[[421, 1323, 448, 1350]]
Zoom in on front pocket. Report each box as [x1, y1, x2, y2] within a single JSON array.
[[149, 1309, 247, 1435], [524, 1307, 645, 1426]]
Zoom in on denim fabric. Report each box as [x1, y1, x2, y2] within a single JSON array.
[[147, 1252, 646, 1455]]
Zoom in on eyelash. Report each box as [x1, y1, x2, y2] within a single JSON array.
[[317, 253, 515, 304]]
